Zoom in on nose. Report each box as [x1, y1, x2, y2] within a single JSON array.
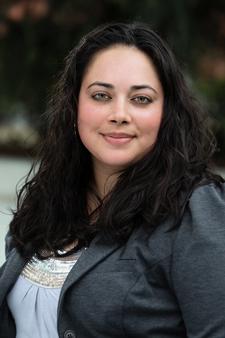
[[108, 98, 131, 125]]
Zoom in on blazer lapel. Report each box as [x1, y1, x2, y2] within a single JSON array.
[[0, 249, 26, 306], [58, 234, 121, 307]]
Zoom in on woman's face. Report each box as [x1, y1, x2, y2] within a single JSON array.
[[78, 45, 164, 174]]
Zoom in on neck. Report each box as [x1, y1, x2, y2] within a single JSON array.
[[92, 161, 121, 199]]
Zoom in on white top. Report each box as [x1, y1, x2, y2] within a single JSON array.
[[7, 249, 84, 338]]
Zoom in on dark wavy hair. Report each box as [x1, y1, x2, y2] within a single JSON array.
[[10, 22, 223, 258]]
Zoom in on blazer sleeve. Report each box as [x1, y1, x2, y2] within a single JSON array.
[[172, 183, 225, 338]]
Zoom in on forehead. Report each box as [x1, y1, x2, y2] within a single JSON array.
[[81, 44, 162, 89]]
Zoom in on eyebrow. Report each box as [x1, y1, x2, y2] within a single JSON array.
[[87, 81, 158, 94], [131, 85, 157, 94], [87, 81, 113, 89]]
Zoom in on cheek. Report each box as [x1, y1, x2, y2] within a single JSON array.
[[77, 101, 100, 130], [77, 100, 106, 152], [139, 110, 163, 136]]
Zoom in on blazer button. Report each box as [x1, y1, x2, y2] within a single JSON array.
[[64, 329, 76, 338]]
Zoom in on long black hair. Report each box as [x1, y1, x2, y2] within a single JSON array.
[[10, 22, 223, 258]]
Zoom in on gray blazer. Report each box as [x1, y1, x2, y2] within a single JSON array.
[[0, 183, 225, 338]]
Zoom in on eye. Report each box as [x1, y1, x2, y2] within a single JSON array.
[[91, 93, 111, 101], [131, 96, 152, 105]]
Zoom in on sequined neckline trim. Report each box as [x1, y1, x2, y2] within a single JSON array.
[[21, 249, 86, 288]]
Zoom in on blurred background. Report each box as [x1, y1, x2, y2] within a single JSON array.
[[0, 0, 225, 263]]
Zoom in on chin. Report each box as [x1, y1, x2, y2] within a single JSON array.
[[102, 159, 136, 171]]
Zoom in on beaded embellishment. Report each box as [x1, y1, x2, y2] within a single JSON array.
[[21, 249, 85, 288]]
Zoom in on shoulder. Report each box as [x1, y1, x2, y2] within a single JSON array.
[[172, 182, 225, 282], [188, 182, 225, 220], [147, 182, 225, 253], [134, 182, 225, 270], [5, 231, 14, 259], [177, 182, 225, 240]]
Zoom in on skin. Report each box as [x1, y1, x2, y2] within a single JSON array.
[[78, 44, 164, 197]]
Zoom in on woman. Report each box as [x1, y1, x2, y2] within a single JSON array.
[[0, 22, 225, 338]]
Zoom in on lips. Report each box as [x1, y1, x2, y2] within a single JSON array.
[[103, 132, 134, 138], [101, 132, 135, 145]]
